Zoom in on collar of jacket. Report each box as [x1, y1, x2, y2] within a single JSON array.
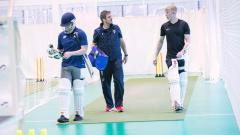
[[100, 23, 114, 30]]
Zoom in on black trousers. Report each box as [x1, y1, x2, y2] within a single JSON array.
[[100, 59, 124, 108]]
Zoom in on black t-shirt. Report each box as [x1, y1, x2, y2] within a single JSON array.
[[160, 19, 190, 59]]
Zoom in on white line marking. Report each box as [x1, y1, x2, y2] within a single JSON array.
[[24, 120, 56, 123], [187, 113, 233, 117]]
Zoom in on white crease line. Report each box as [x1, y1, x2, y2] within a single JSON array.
[[187, 113, 233, 117], [23, 120, 56, 123], [24, 96, 57, 115], [23, 114, 234, 123], [24, 114, 234, 123]]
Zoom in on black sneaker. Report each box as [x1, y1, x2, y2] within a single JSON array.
[[73, 114, 83, 121], [174, 101, 183, 112], [57, 115, 69, 123], [175, 106, 184, 112]]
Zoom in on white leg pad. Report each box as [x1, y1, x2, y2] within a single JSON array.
[[73, 79, 85, 117], [179, 72, 188, 106], [167, 59, 181, 107], [57, 78, 71, 118]]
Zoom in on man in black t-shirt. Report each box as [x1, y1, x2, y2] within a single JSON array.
[[153, 4, 190, 112]]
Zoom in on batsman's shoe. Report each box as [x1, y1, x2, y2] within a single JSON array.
[[115, 106, 124, 112], [105, 107, 114, 112], [174, 101, 183, 112], [57, 115, 69, 123], [73, 114, 83, 121]]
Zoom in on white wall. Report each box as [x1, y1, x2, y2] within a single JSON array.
[[217, 0, 240, 129], [17, 0, 98, 79], [18, 14, 99, 79], [19, 10, 208, 79], [114, 11, 207, 75]]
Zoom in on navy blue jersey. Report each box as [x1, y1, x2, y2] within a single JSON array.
[[93, 24, 122, 61], [58, 27, 88, 68], [160, 19, 190, 59]]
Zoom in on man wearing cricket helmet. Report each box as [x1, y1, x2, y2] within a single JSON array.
[[57, 12, 88, 123]]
